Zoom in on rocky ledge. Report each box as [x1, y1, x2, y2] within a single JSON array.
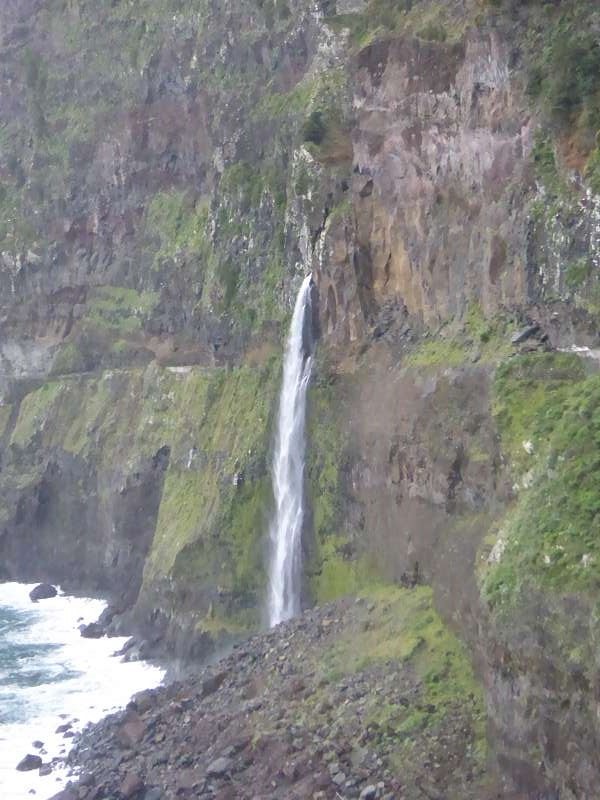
[[50, 586, 504, 800]]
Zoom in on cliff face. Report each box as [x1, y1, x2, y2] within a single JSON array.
[[2, 0, 600, 797]]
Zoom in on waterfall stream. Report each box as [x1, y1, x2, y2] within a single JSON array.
[[268, 274, 314, 627]]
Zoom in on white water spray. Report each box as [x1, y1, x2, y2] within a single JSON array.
[[268, 274, 314, 627]]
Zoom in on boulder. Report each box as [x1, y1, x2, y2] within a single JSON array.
[[130, 688, 155, 714], [511, 324, 540, 345], [80, 622, 104, 639], [206, 756, 233, 777], [117, 712, 146, 748], [201, 670, 228, 698], [120, 773, 145, 798], [16, 753, 42, 771], [55, 722, 72, 733], [29, 584, 57, 602], [48, 790, 78, 800], [359, 786, 377, 800]]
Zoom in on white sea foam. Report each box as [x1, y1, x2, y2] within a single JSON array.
[[0, 583, 164, 800]]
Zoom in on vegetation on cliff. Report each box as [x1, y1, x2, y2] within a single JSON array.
[[485, 352, 600, 607]]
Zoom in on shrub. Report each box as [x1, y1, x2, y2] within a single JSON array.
[[302, 110, 327, 145]]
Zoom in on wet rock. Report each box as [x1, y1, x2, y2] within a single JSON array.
[[29, 584, 58, 602], [39, 762, 53, 776], [56, 722, 72, 733], [131, 689, 155, 714], [16, 753, 43, 771], [79, 622, 104, 639]]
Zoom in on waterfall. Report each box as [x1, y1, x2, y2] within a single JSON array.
[[268, 274, 314, 627]]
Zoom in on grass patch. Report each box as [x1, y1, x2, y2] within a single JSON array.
[[404, 337, 466, 368], [492, 351, 585, 471]]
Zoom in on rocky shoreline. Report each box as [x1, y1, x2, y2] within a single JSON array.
[[46, 587, 504, 800]]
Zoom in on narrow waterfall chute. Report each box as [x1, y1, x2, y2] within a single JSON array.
[[268, 274, 314, 627]]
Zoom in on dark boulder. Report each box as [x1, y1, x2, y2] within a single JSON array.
[[16, 753, 42, 771], [201, 669, 229, 698], [511, 324, 540, 345], [80, 622, 104, 639], [48, 789, 78, 800], [29, 584, 58, 602], [55, 722, 72, 734]]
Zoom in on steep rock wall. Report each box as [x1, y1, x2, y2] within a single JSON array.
[[1, 0, 600, 797], [0, 360, 280, 660]]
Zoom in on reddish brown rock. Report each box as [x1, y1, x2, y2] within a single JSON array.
[[119, 772, 144, 799]]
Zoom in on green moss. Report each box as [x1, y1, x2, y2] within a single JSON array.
[[222, 477, 272, 597], [565, 256, 592, 290], [492, 351, 585, 471], [312, 535, 374, 602], [531, 134, 571, 199], [405, 305, 516, 369], [0, 181, 35, 253], [50, 343, 86, 375], [220, 162, 267, 208], [317, 585, 486, 760], [147, 191, 211, 263], [585, 146, 600, 194], [11, 358, 280, 628], [140, 361, 280, 622], [307, 368, 386, 603], [307, 375, 353, 600], [416, 19, 447, 42], [404, 337, 466, 368], [484, 352, 600, 611], [326, 0, 468, 49], [149, 467, 211, 577], [85, 285, 159, 335], [11, 382, 67, 447]]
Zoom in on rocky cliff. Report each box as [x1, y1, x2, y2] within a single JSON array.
[[2, 0, 600, 797]]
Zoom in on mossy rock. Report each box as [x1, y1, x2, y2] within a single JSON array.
[[484, 351, 600, 611]]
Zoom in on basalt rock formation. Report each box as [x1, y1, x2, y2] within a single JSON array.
[[1, 0, 600, 797]]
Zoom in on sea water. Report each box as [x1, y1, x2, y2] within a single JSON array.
[[0, 583, 164, 800]]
